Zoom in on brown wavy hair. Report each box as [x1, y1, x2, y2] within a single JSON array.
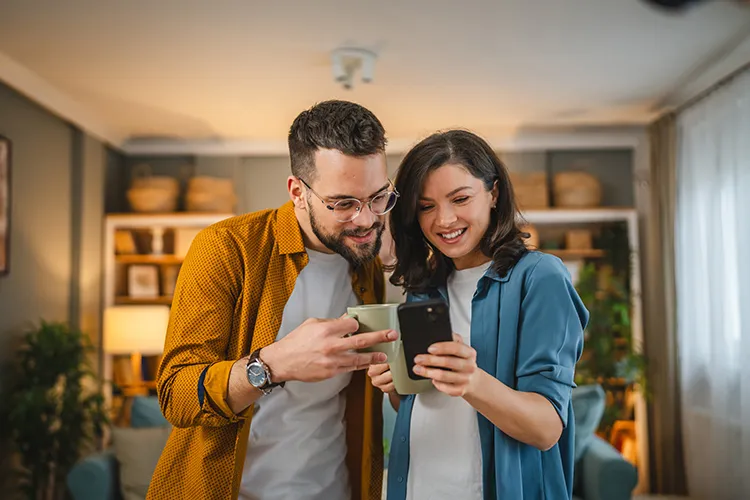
[[389, 130, 528, 293]]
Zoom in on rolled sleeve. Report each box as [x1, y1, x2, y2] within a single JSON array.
[[515, 255, 588, 427], [203, 361, 254, 421], [156, 227, 251, 428]]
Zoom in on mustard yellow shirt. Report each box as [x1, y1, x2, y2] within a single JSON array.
[[148, 201, 385, 500]]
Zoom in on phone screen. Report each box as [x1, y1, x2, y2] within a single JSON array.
[[397, 299, 453, 380]]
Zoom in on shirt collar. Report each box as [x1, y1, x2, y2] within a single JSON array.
[[275, 201, 306, 255]]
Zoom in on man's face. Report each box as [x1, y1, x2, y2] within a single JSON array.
[[305, 149, 389, 267]]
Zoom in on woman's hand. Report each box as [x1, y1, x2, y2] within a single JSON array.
[[367, 362, 395, 394], [413, 334, 480, 397]]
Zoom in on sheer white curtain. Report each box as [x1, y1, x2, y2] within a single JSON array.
[[675, 68, 750, 499]]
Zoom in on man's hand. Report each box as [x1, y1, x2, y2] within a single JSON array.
[[261, 317, 397, 383]]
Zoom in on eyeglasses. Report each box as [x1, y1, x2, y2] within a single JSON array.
[[299, 177, 400, 223]]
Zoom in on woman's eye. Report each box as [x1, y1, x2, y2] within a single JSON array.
[[453, 196, 470, 204], [418, 205, 434, 212]]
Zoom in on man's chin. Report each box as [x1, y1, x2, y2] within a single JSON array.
[[344, 243, 377, 261], [339, 238, 381, 265]]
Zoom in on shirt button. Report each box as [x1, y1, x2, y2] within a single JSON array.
[[397, 476, 404, 483], [400, 435, 406, 443]]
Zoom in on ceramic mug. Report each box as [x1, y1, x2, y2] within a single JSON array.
[[346, 304, 433, 395]]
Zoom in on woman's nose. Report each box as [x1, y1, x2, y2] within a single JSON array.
[[436, 206, 457, 227]]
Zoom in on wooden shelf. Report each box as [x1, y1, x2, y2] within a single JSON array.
[[543, 248, 605, 260], [116, 254, 184, 265], [523, 207, 636, 224], [115, 295, 173, 305]]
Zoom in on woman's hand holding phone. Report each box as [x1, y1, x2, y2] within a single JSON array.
[[413, 334, 480, 397]]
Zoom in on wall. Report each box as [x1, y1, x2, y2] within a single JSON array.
[[0, 82, 108, 371]]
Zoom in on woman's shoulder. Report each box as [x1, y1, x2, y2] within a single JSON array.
[[509, 250, 571, 283]]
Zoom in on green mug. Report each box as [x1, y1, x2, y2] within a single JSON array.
[[346, 303, 433, 395]]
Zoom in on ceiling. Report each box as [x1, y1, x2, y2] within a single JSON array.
[[1, 0, 749, 152]]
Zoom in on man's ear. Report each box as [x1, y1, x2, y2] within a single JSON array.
[[288, 176, 306, 209]]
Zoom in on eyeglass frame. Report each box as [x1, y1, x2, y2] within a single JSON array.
[[298, 177, 400, 222]]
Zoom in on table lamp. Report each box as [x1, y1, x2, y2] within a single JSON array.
[[104, 305, 170, 385]]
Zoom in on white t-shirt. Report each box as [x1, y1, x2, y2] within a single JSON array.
[[240, 249, 359, 500], [406, 263, 489, 500]]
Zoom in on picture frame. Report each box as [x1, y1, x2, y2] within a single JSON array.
[[0, 136, 11, 277], [127, 265, 160, 298]]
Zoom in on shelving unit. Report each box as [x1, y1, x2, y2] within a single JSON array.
[[523, 206, 648, 493], [102, 212, 234, 420], [115, 254, 185, 265], [103, 212, 233, 308]]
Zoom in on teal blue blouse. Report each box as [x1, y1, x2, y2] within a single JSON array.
[[387, 251, 588, 500]]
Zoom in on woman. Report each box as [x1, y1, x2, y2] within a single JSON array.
[[369, 130, 588, 500]]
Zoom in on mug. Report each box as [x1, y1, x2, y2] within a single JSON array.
[[346, 303, 433, 395]]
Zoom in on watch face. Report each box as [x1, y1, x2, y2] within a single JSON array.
[[247, 361, 268, 388]]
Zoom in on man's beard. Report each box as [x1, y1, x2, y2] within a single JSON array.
[[308, 204, 384, 267]]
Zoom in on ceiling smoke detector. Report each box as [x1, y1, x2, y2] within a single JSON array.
[[330, 47, 377, 90]]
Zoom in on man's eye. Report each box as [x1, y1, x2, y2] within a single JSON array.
[[336, 201, 356, 210]]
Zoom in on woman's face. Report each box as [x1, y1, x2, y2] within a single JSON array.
[[417, 163, 498, 270]]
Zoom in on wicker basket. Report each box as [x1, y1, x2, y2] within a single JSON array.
[[127, 164, 179, 213], [185, 176, 236, 213], [553, 171, 602, 208], [509, 172, 549, 209]]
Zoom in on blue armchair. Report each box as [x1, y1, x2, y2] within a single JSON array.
[[570, 384, 639, 500], [67, 397, 169, 500]]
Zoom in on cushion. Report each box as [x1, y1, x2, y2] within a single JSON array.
[[571, 384, 606, 463], [112, 425, 172, 500], [131, 396, 169, 428]]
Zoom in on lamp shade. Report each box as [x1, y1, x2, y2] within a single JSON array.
[[104, 305, 170, 355]]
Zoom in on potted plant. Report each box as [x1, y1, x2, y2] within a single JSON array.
[[573, 222, 648, 436], [0, 321, 109, 500]]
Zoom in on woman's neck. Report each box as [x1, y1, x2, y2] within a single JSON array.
[[452, 249, 491, 271]]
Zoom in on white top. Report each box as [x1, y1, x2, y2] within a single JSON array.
[[406, 263, 489, 500], [240, 249, 359, 500]]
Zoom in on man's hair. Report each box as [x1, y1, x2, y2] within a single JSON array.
[[288, 100, 387, 181]]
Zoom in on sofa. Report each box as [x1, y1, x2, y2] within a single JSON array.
[[68, 386, 637, 500]]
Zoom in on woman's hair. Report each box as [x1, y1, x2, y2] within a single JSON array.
[[389, 129, 528, 293]]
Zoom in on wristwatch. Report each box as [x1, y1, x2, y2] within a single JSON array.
[[246, 348, 284, 395]]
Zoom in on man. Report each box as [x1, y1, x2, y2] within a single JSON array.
[[148, 100, 399, 500]]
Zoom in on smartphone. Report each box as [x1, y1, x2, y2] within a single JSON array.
[[397, 299, 454, 380]]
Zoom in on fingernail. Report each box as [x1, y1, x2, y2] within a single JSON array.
[[376, 353, 387, 363], [414, 366, 423, 374], [387, 330, 398, 340], [414, 356, 423, 364], [428, 345, 437, 354]]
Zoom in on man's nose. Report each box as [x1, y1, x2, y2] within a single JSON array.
[[351, 202, 377, 227]]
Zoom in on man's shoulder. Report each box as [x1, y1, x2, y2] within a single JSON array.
[[204, 203, 296, 241], [209, 208, 276, 234], [189, 205, 292, 260]]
